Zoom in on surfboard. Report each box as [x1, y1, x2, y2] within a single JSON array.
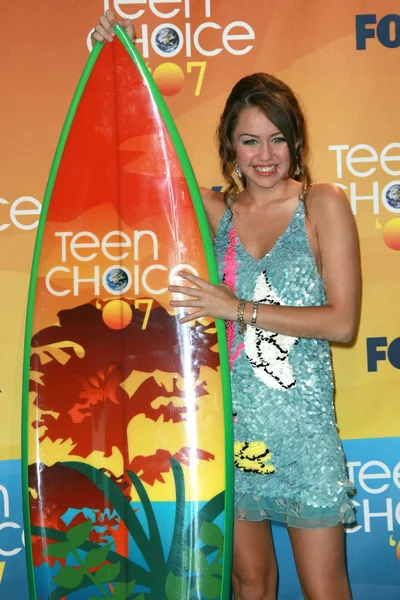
[[22, 25, 232, 600]]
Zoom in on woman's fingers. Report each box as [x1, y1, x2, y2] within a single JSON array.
[[169, 284, 201, 298], [91, 11, 135, 45], [91, 30, 107, 44], [170, 299, 202, 307], [100, 14, 116, 39], [92, 23, 114, 43], [178, 270, 206, 287], [119, 19, 135, 40], [105, 9, 118, 26], [105, 9, 135, 41], [179, 310, 205, 324]]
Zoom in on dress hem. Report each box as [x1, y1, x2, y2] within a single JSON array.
[[234, 490, 356, 530]]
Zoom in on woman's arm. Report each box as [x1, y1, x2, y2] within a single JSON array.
[[199, 187, 226, 237], [170, 185, 360, 343], [241, 184, 360, 342]]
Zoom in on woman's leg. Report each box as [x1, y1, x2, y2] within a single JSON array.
[[232, 519, 278, 600], [288, 523, 351, 600]]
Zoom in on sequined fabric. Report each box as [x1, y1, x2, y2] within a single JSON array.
[[214, 201, 356, 529]]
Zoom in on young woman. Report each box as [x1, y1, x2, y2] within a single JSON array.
[[93, 11, 360, 600]]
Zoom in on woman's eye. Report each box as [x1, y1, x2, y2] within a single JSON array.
[[242, 139, 258, 145], [272, 137, 286, 144]]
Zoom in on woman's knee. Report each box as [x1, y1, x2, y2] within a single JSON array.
[[288, 524, 351, 600], [232, 561, 277, 600], [232, 519, 277, 599], [300, 572, 351, 600]]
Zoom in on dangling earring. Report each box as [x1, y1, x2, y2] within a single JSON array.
[[295, 163, 301, 177], [234, 163, 242, 177]]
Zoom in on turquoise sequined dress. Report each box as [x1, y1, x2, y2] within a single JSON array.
[[214, 201, 355, 529]]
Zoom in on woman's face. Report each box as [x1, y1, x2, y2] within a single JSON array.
[[233, 106, 291, 191]]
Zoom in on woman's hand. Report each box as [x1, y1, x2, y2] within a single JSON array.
[[169, 271, 238, 324], [91, 9, 134, 45]]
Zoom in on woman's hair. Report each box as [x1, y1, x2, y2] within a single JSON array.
[[217, 73, 312, 201]]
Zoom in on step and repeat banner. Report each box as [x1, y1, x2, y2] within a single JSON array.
[[1, 1, 399, 598]]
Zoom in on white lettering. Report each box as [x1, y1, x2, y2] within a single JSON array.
[[133, 23, 150, 57], [142, 264, 168, 294], [0, 197, 10, 231], [73, 266, 100, 296], [70, 232, 100, 262], [363, 498, 393, 533], [184, 0, 190, 18], [346, 144, 378, 178], [349, 181, 379, 214], [194, 22, 221, 56], [133, 264, 140, 295], [381, 143, 400, 176], [185, 22, 192, 56], [346, 461, 361, 485], [0, 523, 23, 557], [393, 462, 400, 489], [359, 460, 391, 494], [0, 486, 10, 519], [45, 267, 71, 296], [10, 196, 42, 230], [328, 145, 350, 179], [102, 231, 131, 260], [54, 232, 73, 262], [133, 229, 159, 260], [149, 0, 181, 19], [113, 0, 146, 19], [222, 21, 255, 56], [169, 263, 199, 283]]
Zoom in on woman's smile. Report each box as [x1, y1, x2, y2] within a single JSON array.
[[234, 106, 291, 189]]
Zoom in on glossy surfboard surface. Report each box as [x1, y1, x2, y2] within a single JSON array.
[[22, 26, 232, 600]]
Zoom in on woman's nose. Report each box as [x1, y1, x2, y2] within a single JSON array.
[[258, 142, 272, 161]]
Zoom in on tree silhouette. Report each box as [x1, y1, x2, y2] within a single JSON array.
[[28, 298, 221, 567], [30, 300, 219, 481]]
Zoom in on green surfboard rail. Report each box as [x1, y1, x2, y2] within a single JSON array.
[[22, 24, 233, 600]]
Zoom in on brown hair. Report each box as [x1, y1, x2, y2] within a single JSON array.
[[217, 73, 312, 202]]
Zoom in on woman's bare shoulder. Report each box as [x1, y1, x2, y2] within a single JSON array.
[[307, 183, 349, 209], [199, 186, 225, 205], [306, 182, 353, 220], [199, 187, 227, 235], [306, 183, 357, 240]]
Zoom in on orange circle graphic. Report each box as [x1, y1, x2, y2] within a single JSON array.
[[383, 218, 400, 251], [153, 63, 184, 96], [102, 299, 133, 330]]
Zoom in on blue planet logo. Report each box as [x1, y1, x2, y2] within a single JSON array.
[[155, 27, 181, 54], [385, 183, 400, 211], [104, 268, 130, 293]]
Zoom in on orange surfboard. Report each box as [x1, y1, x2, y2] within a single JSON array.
[[22, 26, 232, 600]]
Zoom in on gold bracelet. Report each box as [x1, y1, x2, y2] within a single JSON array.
[[251, 301, 259, 326], [237, 299, 247, 335]]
